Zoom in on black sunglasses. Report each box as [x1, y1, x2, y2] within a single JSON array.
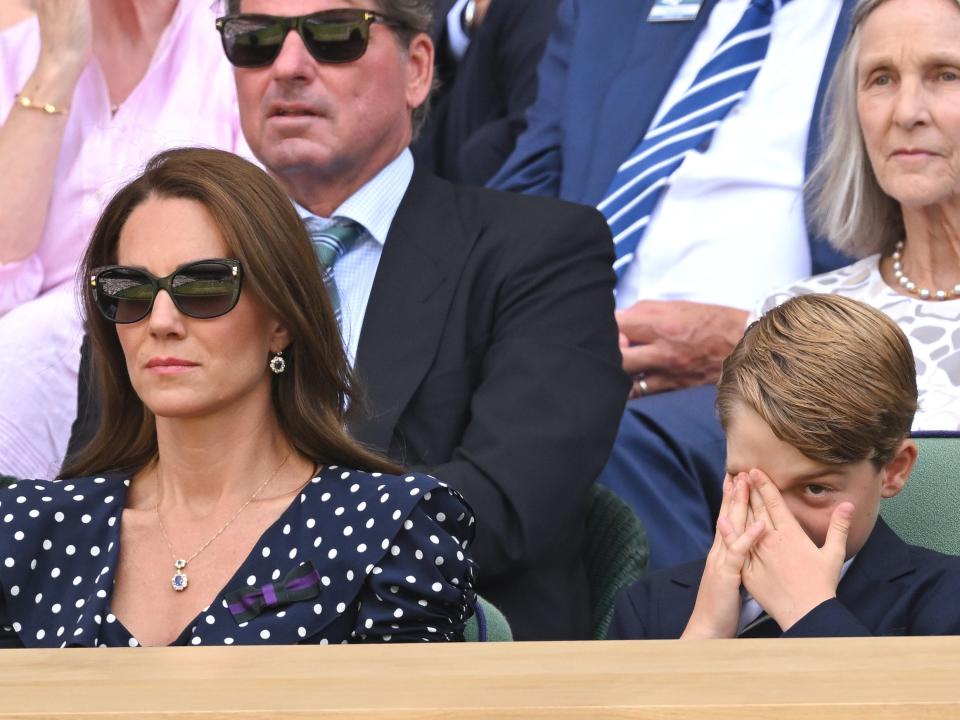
[[215, 9, 404, 68], [90, 259, 243, 324]]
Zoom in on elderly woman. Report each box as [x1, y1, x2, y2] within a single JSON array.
[[758, 0, 960, 429], [0, 148, 475, 648], [0, 0, 247, 479], [599, 0, 960, 573]]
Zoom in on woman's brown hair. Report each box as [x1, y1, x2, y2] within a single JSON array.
[[61, 147, 400, 478], [716, 294, 918, 469]]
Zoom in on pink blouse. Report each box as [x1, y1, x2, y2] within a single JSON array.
[[0, 0, 249, 314]]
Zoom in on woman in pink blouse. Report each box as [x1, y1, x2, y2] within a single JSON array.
[[0, 0, 248, 478]]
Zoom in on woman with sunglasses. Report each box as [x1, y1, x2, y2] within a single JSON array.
[[0, 0, 248, 482], [0, 147, 476, 648]]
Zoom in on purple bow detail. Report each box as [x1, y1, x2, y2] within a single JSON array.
[[225, 561, 323, 624]]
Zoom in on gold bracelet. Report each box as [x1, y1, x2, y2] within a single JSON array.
[[14, 93, 69, 116]]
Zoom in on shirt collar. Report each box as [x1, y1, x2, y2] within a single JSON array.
[[293, 149, 414, 247]]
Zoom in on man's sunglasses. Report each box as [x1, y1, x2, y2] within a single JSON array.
[[90, 259, 243, 324], [215, 9, 404, 68]]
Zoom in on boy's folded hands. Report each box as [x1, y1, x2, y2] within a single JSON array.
[[681, 473, 763, 639], [683, 469, 853, 638]]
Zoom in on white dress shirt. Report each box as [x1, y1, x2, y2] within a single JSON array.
[[297, 149, 414, 365], [445, 0, 473, 61], [615, 0, 843, 311]]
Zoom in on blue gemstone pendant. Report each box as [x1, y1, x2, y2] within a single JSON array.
[[172, 559, 188, 592]]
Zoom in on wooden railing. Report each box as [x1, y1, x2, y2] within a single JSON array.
[[2, 637, 959, 718]]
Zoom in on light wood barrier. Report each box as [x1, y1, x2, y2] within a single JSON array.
[[2, 637, 959, 718]]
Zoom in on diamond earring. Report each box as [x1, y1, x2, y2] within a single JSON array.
[[269, 351, 286, 374]]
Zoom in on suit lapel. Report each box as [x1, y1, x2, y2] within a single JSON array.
[[836, 519, 915, 631], [350, 170, 478, 451], [804, 0, 857, 177], [583, 0, 722, 205]]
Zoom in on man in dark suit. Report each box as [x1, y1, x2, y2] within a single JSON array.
[[489, 0, 859, 570], [68, 0, 628, 640], [608, 294, 960, 640]]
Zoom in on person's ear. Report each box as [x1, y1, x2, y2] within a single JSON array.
[[268, 320, 292, 355], [404, 32, 434, 111], [879, 439, 918, 499]]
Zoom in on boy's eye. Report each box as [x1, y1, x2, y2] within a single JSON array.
[[806, 484, 829, 496]]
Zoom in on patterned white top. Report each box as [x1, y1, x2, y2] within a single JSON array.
[[751, 254, 960, 432]]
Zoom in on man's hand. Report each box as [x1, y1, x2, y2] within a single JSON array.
[[617, 300, 748, 398], [681, 473, 765, 640], [731, 469, 853, 632]]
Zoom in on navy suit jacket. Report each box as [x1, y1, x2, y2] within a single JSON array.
[[608, 519, 960, 639], [489, 0, 857, 275]]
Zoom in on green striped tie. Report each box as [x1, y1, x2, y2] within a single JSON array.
[[305, 217, 365, 326]]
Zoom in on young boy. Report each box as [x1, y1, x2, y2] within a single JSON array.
[[609, 294, 960, 639]]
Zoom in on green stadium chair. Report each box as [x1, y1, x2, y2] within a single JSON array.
[[464, 594, 513, 642], [881, 433, 960, 556], [585, 484, 649, 639]]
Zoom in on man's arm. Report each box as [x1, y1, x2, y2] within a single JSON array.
[[485, 0, 575, 196], [422, 200, 628, 579]]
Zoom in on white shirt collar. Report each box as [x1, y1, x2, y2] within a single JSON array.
[[293, 148, 414, 247]]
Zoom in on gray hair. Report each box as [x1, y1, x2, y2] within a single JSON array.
[[807, 0, 905, 258], [224, 0, 433, 137]]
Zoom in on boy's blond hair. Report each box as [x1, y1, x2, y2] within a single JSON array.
[[716, 294, 917, 468]]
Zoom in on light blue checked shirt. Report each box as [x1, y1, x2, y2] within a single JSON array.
[[295, 149, 414, 365]]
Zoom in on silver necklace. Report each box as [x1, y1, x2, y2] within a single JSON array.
[[892, 240, 960, 301], [155, 452, 291, 592]]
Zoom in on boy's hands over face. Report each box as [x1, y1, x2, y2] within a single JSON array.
[[732, 469, 854, 632], [682, 473, 765, 639]]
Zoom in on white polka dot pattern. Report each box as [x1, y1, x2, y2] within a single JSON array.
[[0, 467, 476, 648]]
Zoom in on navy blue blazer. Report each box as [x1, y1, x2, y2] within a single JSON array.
[[608, 519, 960, 639], [489, 0, 857, 274]]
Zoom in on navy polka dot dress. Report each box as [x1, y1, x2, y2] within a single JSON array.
[[0, 466, 476, 647]]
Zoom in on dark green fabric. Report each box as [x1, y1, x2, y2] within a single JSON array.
[[585, 484, 649, 639], [464, 594, 513, 641], [880, 437, 960, 556]]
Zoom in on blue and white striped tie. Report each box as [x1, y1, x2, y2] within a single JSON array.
[[600, 0, 791, 278], [304, 216, 364, 327]]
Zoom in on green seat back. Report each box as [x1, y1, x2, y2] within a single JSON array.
[[585, 484, 649, 639], [880, 435, 960, 556], [464, 594, 513, 641]]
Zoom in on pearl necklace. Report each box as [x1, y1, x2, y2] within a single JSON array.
[[891, 241, 960, 301]]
